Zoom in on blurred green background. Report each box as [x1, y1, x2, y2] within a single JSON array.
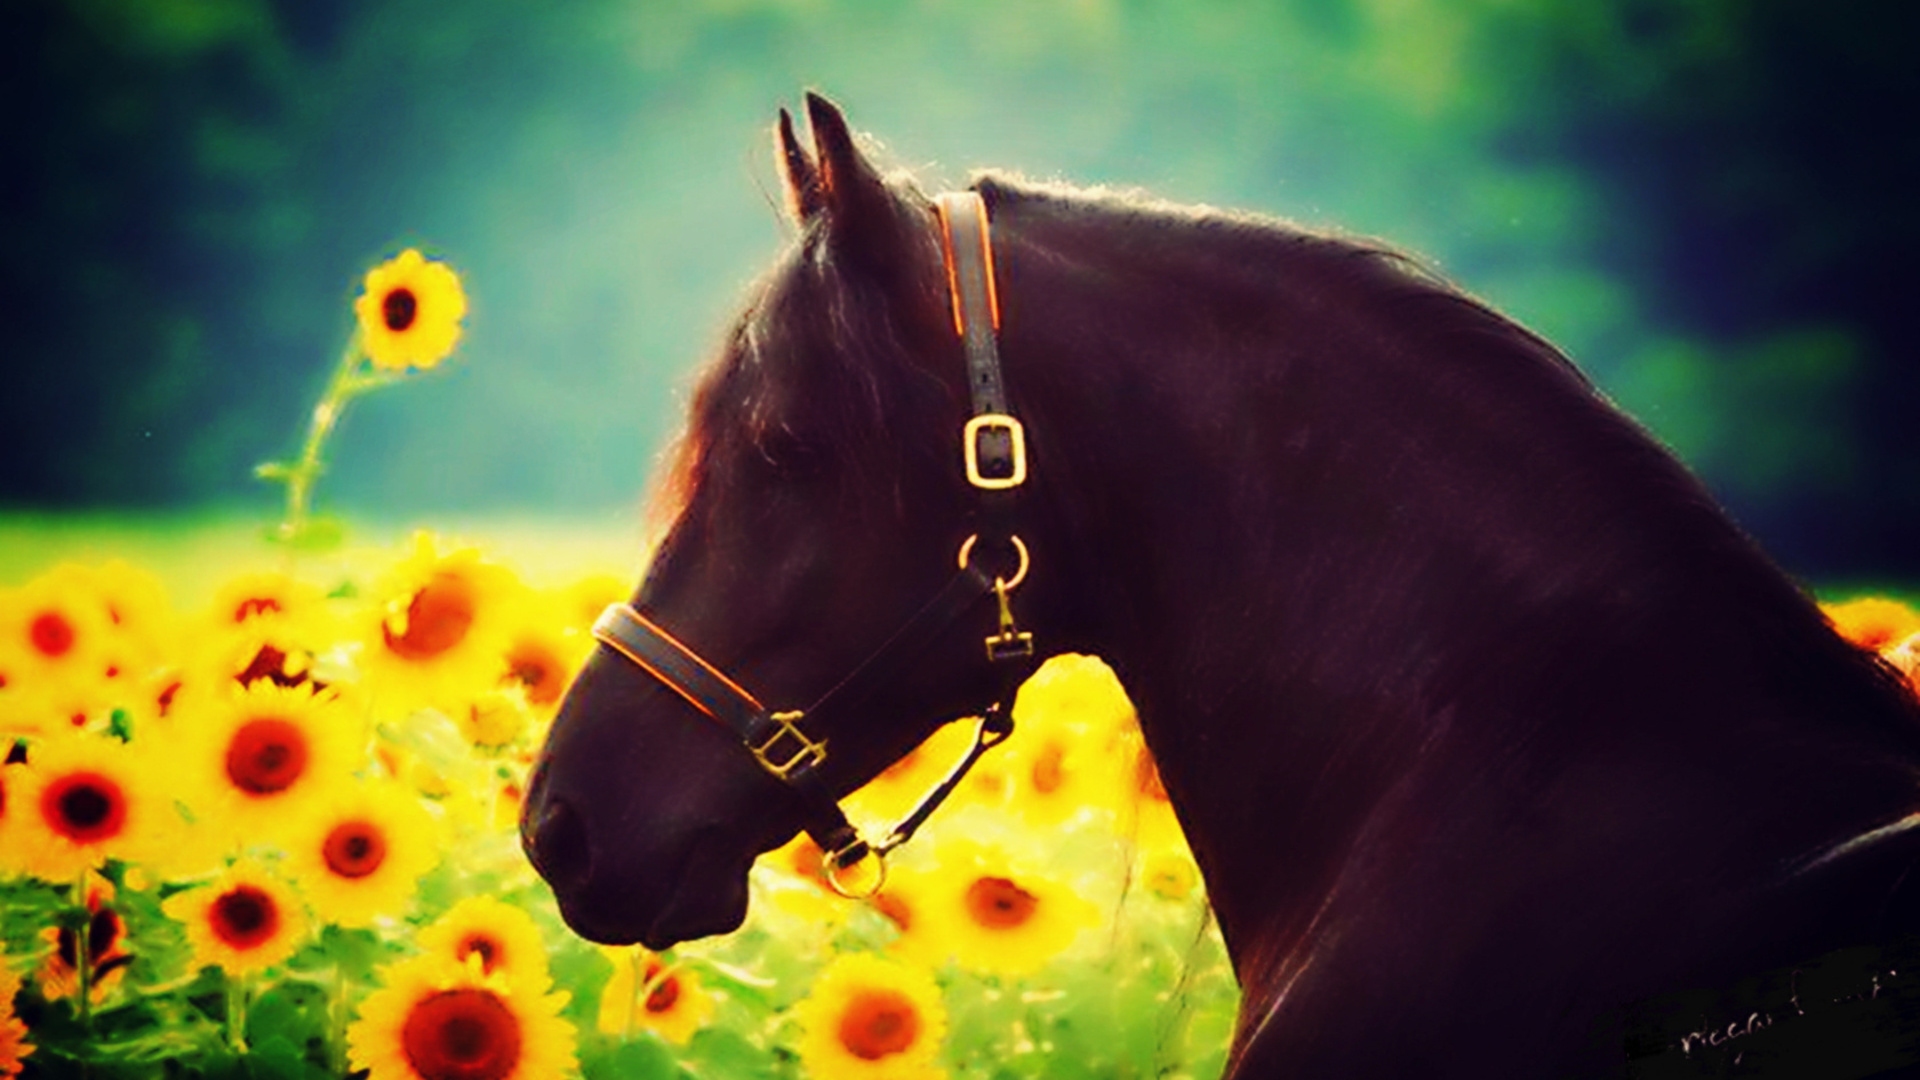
[[5, 0, 1915, 581]]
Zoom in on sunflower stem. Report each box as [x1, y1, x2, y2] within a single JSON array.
[[71, 874, 93, 1031], [331, 959, 351, 1074], [227, 971, 250, 1052], [275, 333, 368, 552]]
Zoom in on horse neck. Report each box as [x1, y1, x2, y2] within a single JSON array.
[[992, 209, 1920, 999]]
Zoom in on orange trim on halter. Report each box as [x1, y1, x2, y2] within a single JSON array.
[[593, 606, 766, 719], [936, 195, 1001, 336]]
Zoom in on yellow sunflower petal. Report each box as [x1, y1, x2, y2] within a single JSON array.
[[416, 896, 552, 994], [907, 835, 1102, 977], [596, 948, 715, 1046], [355, 249, 467, 373], [357, 532, 524, 721]]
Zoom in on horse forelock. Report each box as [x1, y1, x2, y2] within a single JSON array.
[[644, 187, 960, 539]]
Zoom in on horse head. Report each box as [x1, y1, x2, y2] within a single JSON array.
[[521, 94, 1058, 948]]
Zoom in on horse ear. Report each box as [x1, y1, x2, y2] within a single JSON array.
[[775, 107, 823, 223], [803, 92, 895, 244]]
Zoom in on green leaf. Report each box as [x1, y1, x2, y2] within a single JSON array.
[[263, 515, 347, 553], [583, 1035, 681, 1080]]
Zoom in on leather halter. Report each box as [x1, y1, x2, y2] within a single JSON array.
[[592, 191, 1036, 894]]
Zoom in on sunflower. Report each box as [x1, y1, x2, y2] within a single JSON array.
[[2, 566, 115, 688], [358, 533, 523, 719], [794, 952, 948, 1080], [461, 688, 534, 752], [190, 617, 331, 697], [1823, 596, 1920, 653], [10, 730, 163, 881], [205, 569, 337, 640], [416, 897, 551, 994], [177, 679, 363, 847], [909, 837, 1100, 977], [1118, 734, 1187, 853], [355, 249, 467, 373], [867, 870, 941, 966], [348, 952, 576, 1080], [0, 949, 32, 1079], [74, 560, 176, 686], [996, 654, 1142, 827], [596, 949, 715, 1046], [37, 875, 133, 1004], [1139, 848, 1201, 901], [0, 569, 121, 736], [496, 598, 589, 722], [844, 719, 1008, 828], [162, 859, 310, 976], [285, 777, 441, 928]]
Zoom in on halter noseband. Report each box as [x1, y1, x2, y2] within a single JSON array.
[[592, 191, 1036, 896]]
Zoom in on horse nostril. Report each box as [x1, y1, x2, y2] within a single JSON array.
[[527, 797, 593, 893]]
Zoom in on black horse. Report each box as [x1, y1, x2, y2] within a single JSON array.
[[523, 94, 1920, 1076]]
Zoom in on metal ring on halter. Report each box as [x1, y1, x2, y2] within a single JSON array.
[[823, 844, 888, 899], [956, 534, 1029, 591]]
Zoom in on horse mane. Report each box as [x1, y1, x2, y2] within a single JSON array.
[[650, 163, 1920, 757]]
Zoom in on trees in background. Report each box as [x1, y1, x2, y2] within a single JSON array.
[[5, 0, 1913, 576]]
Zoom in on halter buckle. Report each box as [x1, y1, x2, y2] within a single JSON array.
[[750, 711, 828, 779], [964, 414, 1027, 490]]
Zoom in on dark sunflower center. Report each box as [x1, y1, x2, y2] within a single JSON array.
[[642, 961, 681, 1013], [402, 989, 523, 1080], [1136, 753, 1169, 803], [839, 988, 919, 1061], [30, 611, 75, 658], [323, 820, 388, 879], [872, 891, 913, 932], [383, 573, 477, 661], [964, 876, 1039, 930], [211, 886, 280, 949], [236, 644, 308, 689], [458, 935, 501, 974], [60, 907, 125, 968], [45, 773, 126, 842], [225, 718, 311, 795], [234, 596, 283, 622], [383, 287, 419, 332], [1030, 742, 1066, 794], [505, 646, 560, 705]]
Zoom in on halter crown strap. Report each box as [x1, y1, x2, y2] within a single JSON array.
[[937, 192, 1026, 493]]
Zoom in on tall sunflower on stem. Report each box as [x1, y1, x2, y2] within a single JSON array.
[[258, 248, 467, 550]]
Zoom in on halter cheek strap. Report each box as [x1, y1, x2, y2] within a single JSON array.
[[590, 190, 1036, 893]]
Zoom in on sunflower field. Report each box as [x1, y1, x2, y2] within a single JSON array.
[[10, 251, 1920, 1080], [0, 252, 1243, 1080]]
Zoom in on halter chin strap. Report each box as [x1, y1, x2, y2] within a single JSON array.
[[591, 190, 1035, 895]]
